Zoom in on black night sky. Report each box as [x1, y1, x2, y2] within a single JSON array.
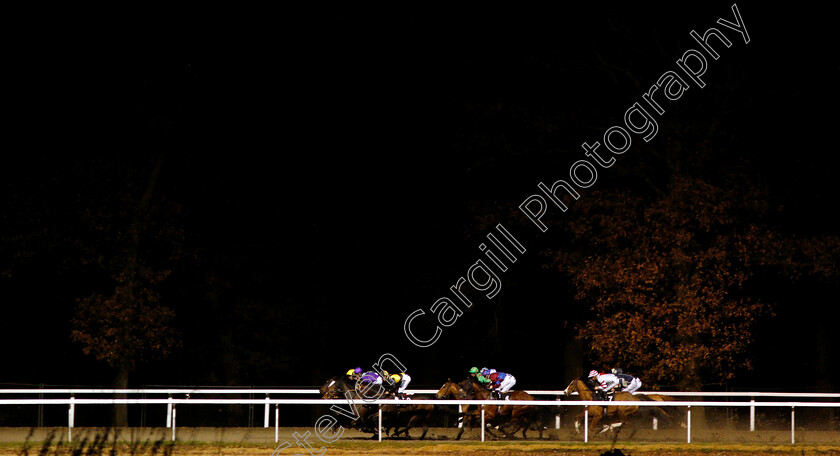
[[2, 2, 839, 403]]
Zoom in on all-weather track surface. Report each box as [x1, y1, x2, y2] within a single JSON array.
[[1, 428, 839, 455]]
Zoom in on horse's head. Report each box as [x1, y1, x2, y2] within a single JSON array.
[[565, 378, 593, 399], [564, 378, 583, 397], [436, 379, 469, 399], [320, 377, 343, 399]]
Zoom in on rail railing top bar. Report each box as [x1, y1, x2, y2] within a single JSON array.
[[1, 388, 838, 398], [0, 389, 321, 394], [0, 398, 837, 407]]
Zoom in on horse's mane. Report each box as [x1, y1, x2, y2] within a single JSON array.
[[577, 376, 598, 389], [325, 375, 353, 392]]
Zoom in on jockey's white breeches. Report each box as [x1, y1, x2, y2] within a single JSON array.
[[624, 378, 642, 394], [498, 375, 516, 393]]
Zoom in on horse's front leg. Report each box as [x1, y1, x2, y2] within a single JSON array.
[[589, 413, 602, 435], [574, 412, 583, 434], [455, 412, 471, 440]]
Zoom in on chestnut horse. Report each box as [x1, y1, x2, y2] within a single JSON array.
[[564, 378, 639, 435], [436, 379, 491, 440], [459, 378, 544, 438], [436, 379, 543, 439]]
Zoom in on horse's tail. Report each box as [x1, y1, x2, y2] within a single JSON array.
[[651, 405, 673, 426]]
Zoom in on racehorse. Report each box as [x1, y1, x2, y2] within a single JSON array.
[[564, 378, 640, 436], [379, 391, 435, 440], [640, 393, 681, 428], [436, 379, 544, 440], [459, 378, 545, 439], [436, 379, 492, 440], [321, 376, 434, 439], [319, 376, 379, 436]]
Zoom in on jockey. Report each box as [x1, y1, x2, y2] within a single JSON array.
[[588, 369, 620, 400], [469, 366, 480, 378], [486, 371, 516, 399], [359, 370, 386, 386], [388, 372, 412, 399], [345, 367, 363, 381], [611, 368, 642, 394], [477, 367, 496, 387]]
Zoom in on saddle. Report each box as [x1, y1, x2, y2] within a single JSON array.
[[594, 390, 613, 401]]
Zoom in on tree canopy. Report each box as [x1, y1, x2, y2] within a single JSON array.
[[549, 173, 839, 389]]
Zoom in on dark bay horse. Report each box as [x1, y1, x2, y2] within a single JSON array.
[[321, 376, 434, 439], [319, 376, 379, 435], [379, 392, 435, 440]]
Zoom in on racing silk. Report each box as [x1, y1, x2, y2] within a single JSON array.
[[397, 373, 411, 393], [478, 368, 497, 384], [487, 372, 507, 386], [596, 373, 620, 391], [360, 371, 382, 383], [616, 373, 635, 387]]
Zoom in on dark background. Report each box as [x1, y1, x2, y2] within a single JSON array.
[[2, 1, 838, 424]]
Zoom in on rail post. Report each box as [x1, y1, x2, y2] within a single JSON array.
[[686, 405, 691, 443], [171, 404, 176, 441], [275, 404, 279, 443], [584, 406, 588, 443], [38, 384, 44, 428], [750, 397, 755, 431], [264, 394, 270, 428], [166, 394, 172, 427], [378, 405, 382, 442], [555, 395, 561, 429], [68, 394, 75, 442], [791, 406, 795, 444], [481, 405, 485, 442]]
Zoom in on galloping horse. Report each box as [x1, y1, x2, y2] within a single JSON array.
[[319, 376, 379, 435], [640, 393, 680, 428], [459, 378, 544, 438], [321, 376, 434, 439], [379, 391, 435, 440], [564, 378, 640, 435], [436, 379, 543, 439], [436, 379, 485, 440]]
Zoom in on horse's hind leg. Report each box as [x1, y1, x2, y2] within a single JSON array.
[[418, 423, 428, 440]]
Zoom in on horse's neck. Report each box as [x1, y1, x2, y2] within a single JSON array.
[[472, 385, 491, 399], [445, 383, 470, 399], [575, 381, 594, 400], [451, 384, 469, 399]]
